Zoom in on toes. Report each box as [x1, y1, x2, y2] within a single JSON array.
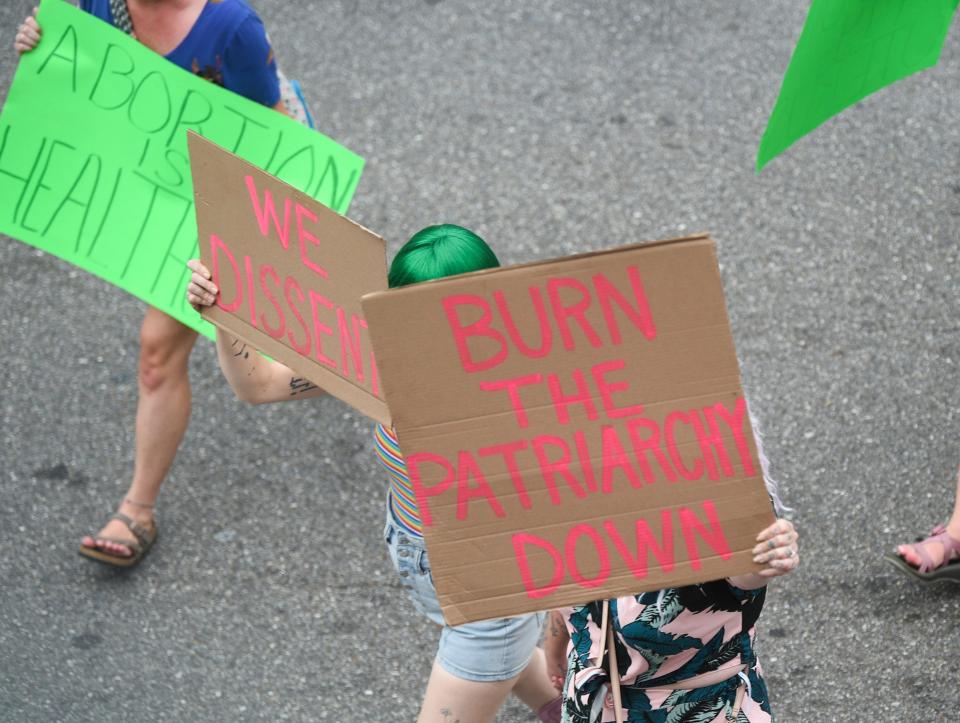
[[906, 548, 927, 567], [896, 544, 918, 563], [99, 540, 131, 557]]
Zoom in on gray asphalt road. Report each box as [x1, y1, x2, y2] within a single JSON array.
[[1, 1, 958, 721]]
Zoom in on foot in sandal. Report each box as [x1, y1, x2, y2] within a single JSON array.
[[79, 498, 157, 566], [884, 524, 960, 584]]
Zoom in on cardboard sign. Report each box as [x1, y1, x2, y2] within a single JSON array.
[[189, 133, 389, 425], [757, 0, 959, 171], [362, 235, 775, 625], [0, 0, 363, 338]]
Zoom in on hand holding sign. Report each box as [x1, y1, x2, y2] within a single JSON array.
[[185, 258, 217, 310], [751, 518, 799, 578], [13, 8, 41, 54]]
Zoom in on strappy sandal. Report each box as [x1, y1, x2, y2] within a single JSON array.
[[913, 522, 947, 542], [883, 526, 960, 585], [78, 512, 157, 568]]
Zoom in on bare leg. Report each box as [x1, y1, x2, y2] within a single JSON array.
[[417, 661, 517, 723], [897, 465, 960, 568], [510, 648, 560, 711], [81, 307, 198, 557], [417, 648, 559, 723]]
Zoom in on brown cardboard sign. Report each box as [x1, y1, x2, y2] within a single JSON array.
[[362, 235, 775, 625], [188, 133, 390, 425]]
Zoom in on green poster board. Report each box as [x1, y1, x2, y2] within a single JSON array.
[[757, 0, 959, 171], [0, 0, 364, 338]]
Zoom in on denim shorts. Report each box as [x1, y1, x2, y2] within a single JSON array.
[[383, 508, 545, 682]]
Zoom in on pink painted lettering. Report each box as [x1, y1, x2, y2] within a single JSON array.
[[283, 277, 310, 356], [244, 175, 291, 249], [407, 452, 455, 528], [478, 440, 532, 510], [478, 374, 542, 428], [603, 511, 675, 579], [546, 277, 602, 351], [547, 368, 598, 425], [307, 290, 336, 368], [592, 266, 657, 344], [592, 359, 644, 419], [259, 264, 285, 339], [455, 451, 506, 521], [209, 233, 242, 313], [565, 523, 611, 588], [442, 294, 508, 373], [678, 500, 732, 571], [512, 532, 564, 599], [295, 203, 328, 279], [531, 434, 589, 505], [663, 411, 705, 481]]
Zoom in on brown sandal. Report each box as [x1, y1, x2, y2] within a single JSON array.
[[78, 512, 157, 567]]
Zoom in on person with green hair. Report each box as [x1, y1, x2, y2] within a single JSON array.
[[185, 224, 563, 723]]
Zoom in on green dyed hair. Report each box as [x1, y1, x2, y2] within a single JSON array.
[[388, 224, 500, 288]]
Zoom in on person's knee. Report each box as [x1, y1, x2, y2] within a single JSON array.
[[138, 326, 191, 392]]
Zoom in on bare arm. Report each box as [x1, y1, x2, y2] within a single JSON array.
[[543, 610, 570, 691], [187, 259, 326, 405], [215, 335, 326, 405]]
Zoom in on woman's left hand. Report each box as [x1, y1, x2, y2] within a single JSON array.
[[14, 8, 41, 55], [751, 518, 799, 578], [185, 259, 217, 311]]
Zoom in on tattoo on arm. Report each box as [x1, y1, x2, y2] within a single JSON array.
[[289, 377, 319, 395], [552, 610, 567, 637], [230, 339, 250, 359]]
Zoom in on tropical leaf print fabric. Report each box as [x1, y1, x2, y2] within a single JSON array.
[[561, 582, 774, 723]]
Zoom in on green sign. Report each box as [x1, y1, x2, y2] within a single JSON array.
[[757, 0, 959, 171], [0, 0, 364, 338]]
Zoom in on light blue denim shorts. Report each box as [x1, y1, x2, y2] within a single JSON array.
[[383, 506, 545, 682]]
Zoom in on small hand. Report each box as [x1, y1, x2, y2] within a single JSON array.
[[186, 259, 218, 310], [751, 518, 799, 578], [14, 8, 40, 55]]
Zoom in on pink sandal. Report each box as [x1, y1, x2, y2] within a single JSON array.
[[884, 526, 960, 584]]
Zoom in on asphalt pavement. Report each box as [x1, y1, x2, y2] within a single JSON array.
[[1, 1, 958, 721]]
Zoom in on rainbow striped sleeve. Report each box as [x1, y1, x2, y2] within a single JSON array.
[[374, 423, 423, 538]]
